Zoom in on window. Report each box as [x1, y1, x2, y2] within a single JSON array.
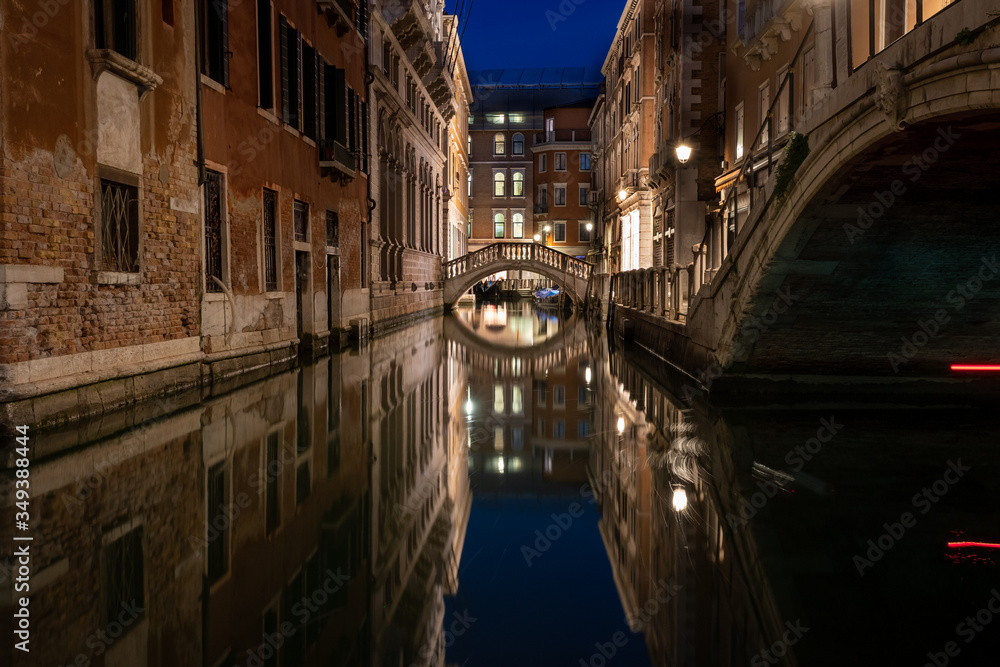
[[579, 421, 590, 438], [554, 420, 565, 439], [512, 212, 524, 239], [512, 171, 524, 197], [579, 184, 589, 206], [758, 82, 770, 146], [555, 152, 567, 171], [554, 384, 566, 407], [265, 432, 281, 534], [468, 135, 472, 155], [493, 133, 505, 155], [512, 385, 523, 415], [326, 210, 338, 246], [96, 0, 138, 61], [579, 221, 592, 242], [580, 152, 591, 170], [198, 0, 229, 86], [493, 171, 506, 197], [103, 526, 145, 625], [488, 113, 504, 124], [537, 185, 548, 210], [578, 386, 590, 406], [493, 212, 505, 238], [279, 16, 300, 128], [296, 461, 311, 504], [554, 222, 566, 242], [512, 133, 524, 155], [302, 43, 317, 140], [322, 63, 349, 155], [263, 188, 278, 291], [294, 199, 308, 241], [204, 169, 226, 292], [257, 0, 273, 108], [539, 154, 547, 172], [493, 384, 505, 413], [621, 209, 640, 271], [776, 67, 790, 136], [207, 462, 229, 583], [554, 184, 567, 207], [100, 176, 140, 273], [468, 172, 472, 197], [162, 0, 174, 25], [735, 102, 745, 160], [537, 419, 545, 436]]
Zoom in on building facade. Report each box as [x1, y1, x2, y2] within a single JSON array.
[[532, 104, 595, 260], [0, 0, 202, 408], [368, 0, 461, 331], [444, 15, 473, 262], [467, 69, 600, 281]]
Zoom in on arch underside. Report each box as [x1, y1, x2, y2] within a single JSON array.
[[445, 260, 587, 306], [727, 111, 1000, 377]]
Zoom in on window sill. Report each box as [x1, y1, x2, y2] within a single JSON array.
[[96, 271, 141, 286], [257, 107, 280, 124], [284, 125, 301, 138], [302, 136, 317, 148], [326, 246, 340, 254], [200, 73, 227, 95], [86, 49, 163, 100]]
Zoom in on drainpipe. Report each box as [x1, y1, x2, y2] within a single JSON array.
[[194, 1, 206, 186], [364, 0, 376, 216]]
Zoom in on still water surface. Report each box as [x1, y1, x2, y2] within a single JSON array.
[[6, 302, 1000, 666]]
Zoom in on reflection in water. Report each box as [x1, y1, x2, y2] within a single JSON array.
[[7, 306, 1000, 666]]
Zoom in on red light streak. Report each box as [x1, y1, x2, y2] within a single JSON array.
[[950, 364, 1000, 371], [947, 541, 1000, 549]]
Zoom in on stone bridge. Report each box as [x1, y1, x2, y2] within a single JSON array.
[[612, 0, 1000, 396], [443, 242, 593, 308]]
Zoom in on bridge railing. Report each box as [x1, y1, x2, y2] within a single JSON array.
[[610, 266, 691, 322], [444, 242, 594, 285]]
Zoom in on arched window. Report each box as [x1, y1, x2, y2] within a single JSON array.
[[468, 172, 472, 196], [493, 171, 506, 197], [512, 133, 524, 155], [512, 171, 524, 197], [493, 133, 505, 155], [493, 212, 505, 239], [512, 213, 524, 238]]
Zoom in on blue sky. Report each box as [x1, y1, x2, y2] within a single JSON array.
[[445, 0, 623, 71]]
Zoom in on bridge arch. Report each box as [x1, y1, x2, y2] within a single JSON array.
[[689, 49, 1000, 380], [443, 242, 593, 308]]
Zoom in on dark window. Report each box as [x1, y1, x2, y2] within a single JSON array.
[[198, 0, 229, 86], [96, 0, 138, 61], [580, 153, 591, 170], [100, 178, 139, 272], [512, 133, 524, 155], [162, 0, 174, 25], [104, 526, 144, 625], [302, 43, 317, 140], [257, 0, 273, 108], [204, 169, 224, 292], [280, 16, 300, 128], [294, 199, 308, 242], [348, 88, 357, 153], [554, 222, 566, 242], [263, 189, 278, 291], [322, 63, 348, 147], [326, 210, 339, 246], [265, 432, 280, 534], [207, 463, 229, 584], [296, 461, 311, 504]]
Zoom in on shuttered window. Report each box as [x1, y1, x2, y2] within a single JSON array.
[[199, 0, 229, 86], [257, 0, 273, 108]]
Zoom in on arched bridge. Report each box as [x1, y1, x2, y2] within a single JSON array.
[[443, 243, 593, 307]]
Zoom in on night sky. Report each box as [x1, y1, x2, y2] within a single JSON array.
[[445, 0, 624, 71]]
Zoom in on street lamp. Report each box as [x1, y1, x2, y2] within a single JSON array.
[[674, 111, 725, 164], [618, 189, 628, 202], [586, 222, 593, 231]]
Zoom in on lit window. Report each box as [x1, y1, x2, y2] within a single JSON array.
[[735, 102, 745, 160], [493, 171, 506, 197], [468, 172, 472, 196], [494, 212, 505, 238], [512, 171, 524, 197], [494, 132, 505, 155], [488, 113, 505, 124], [494, 384, 505, 413], [509, 113, 525, 124], [468, 134, 472, 154], [512, 385, 523, 414], [512, 212, 524, 238]]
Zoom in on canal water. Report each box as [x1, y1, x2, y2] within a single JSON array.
[[5, 302, 1000, 666]]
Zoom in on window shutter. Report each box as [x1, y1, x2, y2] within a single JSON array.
[[220, 0, 230, 87], [318, 60, 326, 143], [323, 63, 335, 142], [333, 67, 347, 145], [279, 15, 289, 123], [348, 88, 356, 153]]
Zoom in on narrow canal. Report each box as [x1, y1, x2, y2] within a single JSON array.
[[7, 303, 1000, 666]]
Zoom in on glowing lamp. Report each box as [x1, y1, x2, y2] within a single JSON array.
[[586, 222, 593, 231], [672, 488, 688, 512], [618, 189, 628, 202], [616, 416, 626, 434], [675, 144, 693, 163], [533, 233, 540, 241]]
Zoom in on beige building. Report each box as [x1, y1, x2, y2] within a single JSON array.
[[443, 16, 473, 261]]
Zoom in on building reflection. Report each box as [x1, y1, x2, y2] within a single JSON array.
[[590, 336, 793, 666]]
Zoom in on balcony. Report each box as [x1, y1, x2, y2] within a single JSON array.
[[317, 0, 357, 37], [736, 0, 805, 70], [319, 140, 356, 180], [533, 128, 592, 145], [422, 42, 457, 122]]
